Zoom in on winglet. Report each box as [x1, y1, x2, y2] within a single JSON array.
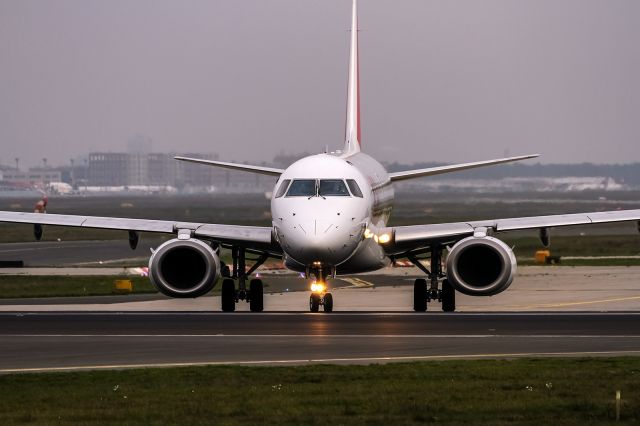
[[343, 0, 361, 155]]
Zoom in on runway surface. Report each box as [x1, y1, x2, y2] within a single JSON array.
[[1, 312, 639, 372], [1, 262, 639, 372]]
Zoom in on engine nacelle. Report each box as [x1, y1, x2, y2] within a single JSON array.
[[445, 236, 516, 296], [149, 238, 220, 298]]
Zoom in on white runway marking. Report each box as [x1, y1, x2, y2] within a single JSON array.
[[3, 350, 640, 374], [2, 312, 640, 316], [2, 334, 640, 338]]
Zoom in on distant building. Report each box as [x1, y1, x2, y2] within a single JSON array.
[[57, 163, 88, 188], [174, 153, 220, 188], [88, 153, 145, 186], [147, 153, 176, 186], [1, 168, 62, 186], [86, 152, 276, 192]]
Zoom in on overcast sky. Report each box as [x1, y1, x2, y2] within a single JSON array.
[[1, 0, 639, 168]]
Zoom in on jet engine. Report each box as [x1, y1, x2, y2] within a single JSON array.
[[445, 236, 516, 296], [149, 238, 220, 298]]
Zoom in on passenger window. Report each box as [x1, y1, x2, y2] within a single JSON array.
[[286, 179, 316, 197], [274, 179, 291, 198], [346, 179, 363, 197], [319, 180, 350, 196]]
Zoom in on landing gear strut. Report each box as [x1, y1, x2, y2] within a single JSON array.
[[408, 245, 456, 312], [221, 247, 268, 312]]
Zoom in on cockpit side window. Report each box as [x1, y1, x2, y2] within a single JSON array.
[[346, 179, 363, 198], [319, 179, 350, 197], [286, 179, 316, 197], [274, 179, 291, 198]]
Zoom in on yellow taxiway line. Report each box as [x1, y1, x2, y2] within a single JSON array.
[[342, 277, 375, 288], [519, 295, 640, 309]]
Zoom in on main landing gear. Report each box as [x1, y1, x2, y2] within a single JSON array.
[[408, 246, 456, 312], [221, 247, 268, 312]]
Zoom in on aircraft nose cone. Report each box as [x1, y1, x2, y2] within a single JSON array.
[[279, 217, 361, 265], [303, 220, 340, 256]]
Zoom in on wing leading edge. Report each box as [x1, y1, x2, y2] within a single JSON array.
[[0, 211, 279, 253], [384, 209, 640, 253]]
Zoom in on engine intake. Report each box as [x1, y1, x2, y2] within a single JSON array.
[[149, 238, 220, 298], [445, 236, 516, 296]]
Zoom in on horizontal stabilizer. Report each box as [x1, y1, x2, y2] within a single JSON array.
[[388, 154, 539, 182], [174, 156, 284, 177]]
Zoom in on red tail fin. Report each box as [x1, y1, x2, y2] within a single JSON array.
[[344, 0, 361, 155]]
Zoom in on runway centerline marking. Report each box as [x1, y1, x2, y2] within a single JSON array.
[[2, 350, 640, 374]]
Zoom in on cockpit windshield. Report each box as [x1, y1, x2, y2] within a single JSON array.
[[285, 179, 352, 197], [286, 179, 316, 197], [318, 179, 350, 196]]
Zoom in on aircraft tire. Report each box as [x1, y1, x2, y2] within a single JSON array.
[[221, 279, 236, 312], [249, 279, 264, 312], [309, 293, 321, 312], [323, 293, 333, 312], [441, 279, 456, 312], [413, 278, 427, 312]]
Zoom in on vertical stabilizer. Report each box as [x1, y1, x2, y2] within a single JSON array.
[[344, 0, 361, 155]]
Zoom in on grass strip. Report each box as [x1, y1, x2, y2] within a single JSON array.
[[0, 358, 639, 424], [0, 275, 158, 298]]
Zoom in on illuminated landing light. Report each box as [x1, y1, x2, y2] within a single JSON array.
[[364, 229, 391, 244], [310, 282, 326, 293]]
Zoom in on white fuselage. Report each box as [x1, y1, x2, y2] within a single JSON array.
[[271, 152, 394, 275]]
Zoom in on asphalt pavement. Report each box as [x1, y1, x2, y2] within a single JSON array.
[[0, 312, 638, 372]]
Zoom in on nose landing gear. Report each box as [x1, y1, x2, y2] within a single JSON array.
[[309, 288, 333, 312], [307, 265, 334, 312]]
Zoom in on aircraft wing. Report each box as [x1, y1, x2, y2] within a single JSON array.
[[384, 209, 640, 253], [174, 156, 284, 177], [0, 211, 279, 253], [388, 154, 539, 182]]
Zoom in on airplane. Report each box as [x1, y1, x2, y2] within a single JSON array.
[[1, 0, 639, 313]]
